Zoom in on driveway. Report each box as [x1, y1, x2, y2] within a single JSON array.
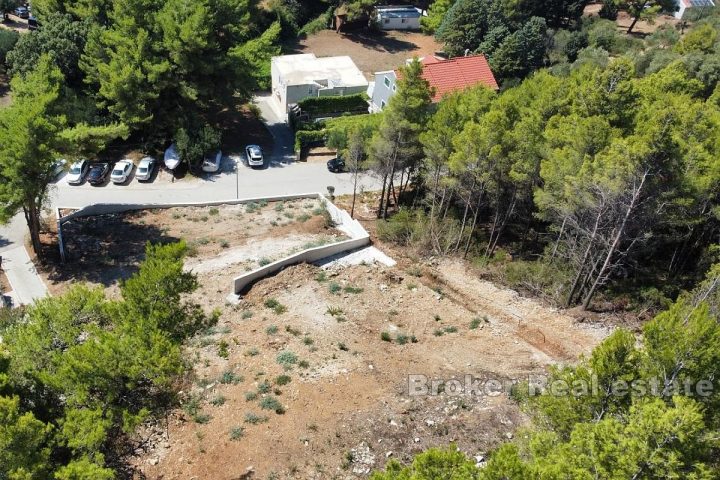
[[253, 93, 295, 166]]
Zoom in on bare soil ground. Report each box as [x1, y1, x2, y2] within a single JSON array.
[[39, 199, 343, 297], [305, 146, 338, 164], [584, 4, 681, 34], [130, 253, 608, 478], [286, 30, 442, 79]]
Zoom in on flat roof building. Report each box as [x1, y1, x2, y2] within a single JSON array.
[[271, 54, 368, 117]]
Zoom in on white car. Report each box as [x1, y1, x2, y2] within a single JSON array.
[[202, 150, 222, 173], [110, 159, 134, 184], [245, 145, 263, 167], [135, 156, 155, 181], [66, 159, 89, 184]]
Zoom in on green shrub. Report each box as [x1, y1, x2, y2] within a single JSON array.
[[230, 426, 244, 440], [211, 395, 226, 406], [266, 324, 278, 335], [257, 380, 271, 393], [276, 350, 298, 369], [329, 282, 342, 294], [343, 286, 363, 294], [260, 396, 285, 413], [217, 340, 229, 359], [245, 412, 269, 424], [245, 391, 258, 401], [275, 374, 292, 386], [220, 371, 243, 384], [381, 331, 392, 342], [264, 298, 288, 314], [377, 209, 424, 245], [297, 93, 368, 115]]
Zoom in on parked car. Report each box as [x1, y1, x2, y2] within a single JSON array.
[[110, 159, 134, 184], [245, 144, 263, 167], [135, 156, 155, 181], [14, 6, 29, 18], [66, 159, 89, 184], [51, 158, 67, 178], [28, 15, 38, 30], [87, 163, 110, 185], [202, 150, 222, 173], [327, 157, 345, 173]]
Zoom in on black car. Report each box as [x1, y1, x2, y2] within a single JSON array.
[[14, 6, 29, 18], [327, 157, 345, 173], [28, 15, 39, 30], [87, 163, 110, 185]]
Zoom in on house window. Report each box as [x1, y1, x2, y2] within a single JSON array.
[[384, 77, 391, 88], [384, 18, 389, 23], [392, 84, 396, 92], [309, 87, 313, 94], [380, 100, 386, 109], [401, 18, 406, 23]]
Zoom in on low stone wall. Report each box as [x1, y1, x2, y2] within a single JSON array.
[[56, 193, 372, 294], [232, 235, 369, 293]]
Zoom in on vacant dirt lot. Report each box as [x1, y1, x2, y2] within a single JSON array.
[[287, 30, 442, 78], [583, 4, 680, 34], [131, 256, 608, 479], [42, 199, 343, 296]]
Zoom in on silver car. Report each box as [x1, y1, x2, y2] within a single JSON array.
[[66, 159, 89, 185], [110, 159, 134, 184], [245, 145, 263, 167], [135, 156, 155, 181]]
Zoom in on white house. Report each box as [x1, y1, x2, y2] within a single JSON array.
[[270, 54, 368, 116], [374, 5, 422, 30], [675, 0, 715, 18]]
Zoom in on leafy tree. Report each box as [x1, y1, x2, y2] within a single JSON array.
[[6, 13, 89, 83], [0, 28, 18, 65], [369, 58, 433, 218], [174, 124, 222, 172], [487, 16, 548, 79], [0, 56, 68, 256], [421, 0, 454, 33], [436, 0, 502, 57], [0, 395, 53, 479], [81, 0, 278, 136], [3, 242, 211, 476], [370, 445, 481, 479]]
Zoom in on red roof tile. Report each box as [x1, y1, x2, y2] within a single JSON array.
[[397, 55, 499, 102]]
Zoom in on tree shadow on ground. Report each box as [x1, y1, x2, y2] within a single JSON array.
[[43, 212, 181, 288], [284, 28, 419, 55], [341, 30, 418, 53]]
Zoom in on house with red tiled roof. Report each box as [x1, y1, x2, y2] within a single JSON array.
[[367, 54, 499, 112]]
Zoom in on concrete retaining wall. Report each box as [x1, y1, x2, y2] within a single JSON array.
[[232, 235, 369, 293], [56, 193, 371, 295]]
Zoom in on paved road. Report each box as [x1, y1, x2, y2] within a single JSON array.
[[1, 247, 48, 305], [0, 98, 380, 303]]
